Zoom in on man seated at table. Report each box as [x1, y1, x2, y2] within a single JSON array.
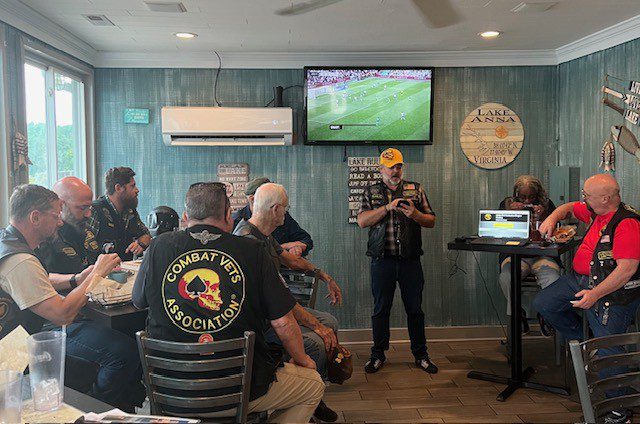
[[498, 175, 560, 333], [534, 174, 640, 424], [233, 177, 313, 257], [132, 182, 324, 423], [36, 177, 101, 293], [87, 167, 151, 261], [0, 184, 145, 411], [233, 182, 342, 423]]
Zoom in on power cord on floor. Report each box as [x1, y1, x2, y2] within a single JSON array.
[[470, 248, 508, 340]]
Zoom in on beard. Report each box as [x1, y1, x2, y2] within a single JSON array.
[[62, 207, 87, 233], [382, 174, 402, 187], [124, 194, 138, 210]]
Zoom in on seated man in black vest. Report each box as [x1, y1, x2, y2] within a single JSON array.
[[36, 177, 100, 293], [132, 182, 324, 423], [534, 174, 640, 424], [0, 185, 145, 411], [87, 167, 150, 261], [233, 177, 314, 257]]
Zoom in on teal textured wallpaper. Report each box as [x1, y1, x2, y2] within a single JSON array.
[[95, 66, 558, 329], [558, 38, 640, 208]]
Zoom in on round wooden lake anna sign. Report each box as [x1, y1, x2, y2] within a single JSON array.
[[459, 102, 524, 170]]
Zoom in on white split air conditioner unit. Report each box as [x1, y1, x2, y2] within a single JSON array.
[[161, 107, 293, 146]]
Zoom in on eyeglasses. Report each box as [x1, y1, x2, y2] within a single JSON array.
[[581, 189, 606, 200]]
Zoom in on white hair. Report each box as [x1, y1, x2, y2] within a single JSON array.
[[253, 183, 288, 214]]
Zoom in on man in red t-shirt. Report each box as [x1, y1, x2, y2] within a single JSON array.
[[533, 174, 640, 422]]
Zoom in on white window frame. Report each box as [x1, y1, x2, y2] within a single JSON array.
[[21, 36, 96, 190], [0, 26, 10, 226]]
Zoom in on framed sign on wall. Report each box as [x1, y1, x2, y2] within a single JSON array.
[[459, 102, 524, 170]]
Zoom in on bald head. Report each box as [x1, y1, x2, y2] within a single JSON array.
[[53, 177, 93, 225], [583, 173, 621, 214]]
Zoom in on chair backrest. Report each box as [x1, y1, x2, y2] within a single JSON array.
[[280, 269, 319, 308], [569, 332, 640, 424], [136, 330, 255, 423]]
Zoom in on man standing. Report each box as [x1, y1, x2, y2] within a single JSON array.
[[88, 167, 150, 261], [233, 177, 314, 257], [132, 182, 324, 423], [0, 185, 144, 411], [534, 174, 640, 424], [233, 183, 341, 422], [357, 148, 437, 374]]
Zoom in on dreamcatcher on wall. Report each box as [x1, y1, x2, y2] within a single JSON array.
[[601, 75, 640, 174]]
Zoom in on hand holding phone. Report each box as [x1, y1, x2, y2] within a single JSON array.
[[397, 200, 410, 208]]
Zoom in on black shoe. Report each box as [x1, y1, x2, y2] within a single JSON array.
[[415, 357, 438, 374], [603, 409, 632, 424], [364, 357, 384, 373], [313, 400, 338, 422], [520, 308, 530, 334], [537, 312, 555, 337]]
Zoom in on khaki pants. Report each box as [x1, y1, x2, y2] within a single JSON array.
[[249, 362, 324, 423]]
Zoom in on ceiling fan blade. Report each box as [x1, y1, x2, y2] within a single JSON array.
[[412, 0, 462, 28], [275, 0, 343, 16]]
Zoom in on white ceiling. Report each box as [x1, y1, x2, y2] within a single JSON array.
[[16, 0, 640, 52], [5, 0, 640, 67]]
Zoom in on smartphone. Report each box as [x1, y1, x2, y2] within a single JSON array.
[[397, 200, 410, 208]]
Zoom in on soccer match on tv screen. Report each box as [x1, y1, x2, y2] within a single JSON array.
[[305, 68, 432, 143]]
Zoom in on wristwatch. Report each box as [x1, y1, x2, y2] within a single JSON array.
[[137, 239, 149, 249], [69, 274, 78, 289]]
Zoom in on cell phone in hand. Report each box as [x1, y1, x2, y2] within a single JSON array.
[[397, 200, 410, 208]]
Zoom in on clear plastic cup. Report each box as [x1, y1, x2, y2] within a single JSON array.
[[0, 370, 22, 423], [26, 331, 66, 411]]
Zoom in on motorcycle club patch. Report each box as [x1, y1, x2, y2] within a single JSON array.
[[198, 333, 214, 343], [62, 247, 77, 257], [162, 249, 245, 334]]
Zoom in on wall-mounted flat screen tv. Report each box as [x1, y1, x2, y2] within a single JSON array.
[[304, 67, 433, 145]]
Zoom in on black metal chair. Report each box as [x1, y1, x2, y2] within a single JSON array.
[[569, 332, 640, 423], [280, 269, 319, 308], [136, 330, 256, 423]]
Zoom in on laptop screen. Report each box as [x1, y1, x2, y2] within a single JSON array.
[[478, 210, 530, 239]]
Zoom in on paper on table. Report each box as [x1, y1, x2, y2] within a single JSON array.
[[83, 408, 200, 423], [0, 325, 30, 372]]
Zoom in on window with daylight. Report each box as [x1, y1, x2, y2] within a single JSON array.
[[24, 62, 86, 187]]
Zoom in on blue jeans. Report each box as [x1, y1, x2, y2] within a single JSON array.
[[533, 271, 640, 397], [370, 257, 427, 361], [64, 322, 145, 407], [265, 308, 338, 379]]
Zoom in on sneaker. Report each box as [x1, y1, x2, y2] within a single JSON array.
[[415, 357, 438, 374], [313, 400, 338, 422], [603, 409, 632, 424], [364, 358, 384, 373]]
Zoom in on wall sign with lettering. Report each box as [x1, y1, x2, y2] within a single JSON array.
[[348, 157, 381, 224], [217, 163, 250, 213], [459, 102, 524, 170], [123, 108, 150, 124]]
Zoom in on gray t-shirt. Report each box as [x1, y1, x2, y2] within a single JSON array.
[[233, 219, 283, 270]]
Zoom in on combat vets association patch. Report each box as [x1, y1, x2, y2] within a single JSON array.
[[162, 249, 245, 334]]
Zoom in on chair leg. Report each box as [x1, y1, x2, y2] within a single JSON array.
[[554, 331, 564, 367]]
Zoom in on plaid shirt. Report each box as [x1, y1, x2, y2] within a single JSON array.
[[359, 181, 434, 256], [86, 195, 149, 241]]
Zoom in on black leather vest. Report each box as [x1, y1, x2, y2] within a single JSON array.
[[365, 181, 427, 259], [35, 222, 95, 276], [0, 226, 46, 338], [589, 203, 640, 305], [92, 196, 135, 261]]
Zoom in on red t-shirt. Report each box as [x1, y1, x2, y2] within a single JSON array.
[[572, 202, 640, 275]]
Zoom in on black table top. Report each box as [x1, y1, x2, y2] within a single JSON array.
[[447, 237, 582, 257], [83, 301, 147, 318]]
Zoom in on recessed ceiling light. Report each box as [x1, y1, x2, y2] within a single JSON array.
[[479, 30, 502, 39], [174, 32, 197, 39]]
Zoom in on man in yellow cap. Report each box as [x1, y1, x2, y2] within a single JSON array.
[[357, 148, 437, 374]]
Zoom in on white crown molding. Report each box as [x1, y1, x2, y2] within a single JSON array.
[[556, 14, 640, 64], [0, 0, 96, 65], [95, 50, 559, 68]]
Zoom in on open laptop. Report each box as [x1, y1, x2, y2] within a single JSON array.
[[470, 210, 530, 245]]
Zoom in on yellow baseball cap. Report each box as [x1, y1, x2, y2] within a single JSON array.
[[379, 148, 404, 168]]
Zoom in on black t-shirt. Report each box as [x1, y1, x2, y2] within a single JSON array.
[[232, 219, 283, 270], [132, 224, 295, 402]]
